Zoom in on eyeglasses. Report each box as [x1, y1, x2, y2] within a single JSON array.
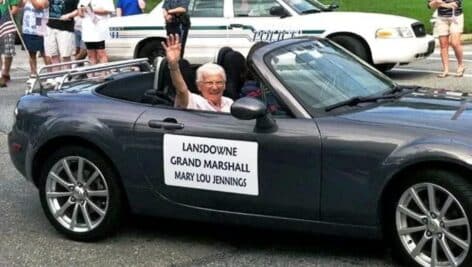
[[201, 80, 225, 87]]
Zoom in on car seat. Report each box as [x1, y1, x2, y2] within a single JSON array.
[[215, 47, 246, 100], [142, 57, 197, 105]]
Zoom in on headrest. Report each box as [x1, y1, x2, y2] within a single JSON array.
[[155, 57, 197, 97], [216, 47, 234, 66], [222, 50, 246, 100]]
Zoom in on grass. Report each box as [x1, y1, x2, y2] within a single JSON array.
[[146, 0, 471, 33], [327, 0, 471, 33]]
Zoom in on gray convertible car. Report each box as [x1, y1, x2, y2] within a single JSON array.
[[8, 38, 472, 267]]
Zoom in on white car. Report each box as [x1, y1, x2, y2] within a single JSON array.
[[106, 0, 435, 71]]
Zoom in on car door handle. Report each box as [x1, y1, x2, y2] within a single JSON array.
[[148, 120, 184, 130], [229, 24, 245, 29]]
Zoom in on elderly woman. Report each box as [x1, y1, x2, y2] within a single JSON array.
[[162, 34, 233, 112], [429, 0, 465, 78]]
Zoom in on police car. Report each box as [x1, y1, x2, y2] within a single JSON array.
[[106, 0, 435, 71]]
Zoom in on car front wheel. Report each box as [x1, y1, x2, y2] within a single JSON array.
[[39, 146, 124, 241], [389, 169, 472, 266]]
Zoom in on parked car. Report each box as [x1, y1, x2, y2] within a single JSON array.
[[106, 0, 435, 71], [9, 37, 471, 267]]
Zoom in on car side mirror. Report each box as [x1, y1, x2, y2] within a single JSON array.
[[231, 97, 278, 133], [270, 6, 289, 18], [328, 0, 339, 10]]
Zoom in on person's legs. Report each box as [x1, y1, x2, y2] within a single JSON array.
[[45, 27, 61, 72], [435, 17, 452, 77], [179, 24, 190, 58], [28, 51, 38, 76], [97, 49, 108, 63], [24, 34, 44, 76], [450, 33, 464, 73], [87, 49, 98, 65], [449, 14, 465, 77], [96, 41, 108, 64], [41, 52, 50, 66], [438, 35, 450, 77], [57, 30, 76, 69], [0, 33, 16, 84]]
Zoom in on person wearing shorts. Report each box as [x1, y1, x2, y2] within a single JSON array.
[[45, 0, 79, 70], [73, 16, 87, 61], [0, 0, 20, 87], [428, 0, 465, 77], [22, 0, 49, 77], [78, 0, 114, 66]]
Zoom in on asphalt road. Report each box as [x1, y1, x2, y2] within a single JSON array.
[[1, 44, 471, 266]]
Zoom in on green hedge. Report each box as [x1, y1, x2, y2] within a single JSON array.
[[147, 0, 470, 33]]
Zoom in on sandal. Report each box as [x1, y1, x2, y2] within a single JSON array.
[[2, 74, 10, 82], [456, 66, 466, 77], [437, 72, 449, 78]]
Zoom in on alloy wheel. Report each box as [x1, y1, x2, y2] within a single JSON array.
[[45, 156, 109, 233], [396, 182, 470, 266]]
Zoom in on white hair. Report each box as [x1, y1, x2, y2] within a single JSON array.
[[196, 63, 226, 82]]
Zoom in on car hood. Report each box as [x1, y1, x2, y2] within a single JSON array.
[[340, 92, 472, 133]]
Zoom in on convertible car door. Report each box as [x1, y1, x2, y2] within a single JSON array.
[[134, 108, 322, 220]]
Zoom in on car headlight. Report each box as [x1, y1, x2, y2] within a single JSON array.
[[376, 27, 414, 39]]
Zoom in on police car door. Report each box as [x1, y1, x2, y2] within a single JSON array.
[[227, 0, 298, 55], [134, 107, 321, 221], [184, 0, 231, 63]]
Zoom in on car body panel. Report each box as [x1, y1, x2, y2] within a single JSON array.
[[134, 108, 322, 219], [9, 38, 472, 242]]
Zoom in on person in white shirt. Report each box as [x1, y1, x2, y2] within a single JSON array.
[[162, 34, 233, 113], [22, 0, 49, 77], [77, 0, 114, 65]]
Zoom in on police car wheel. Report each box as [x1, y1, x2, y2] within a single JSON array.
[[386, 169, 472, 267], [138, 40, 166, 65], [38, 146, 124, 241], [330, 35, 370, 63]]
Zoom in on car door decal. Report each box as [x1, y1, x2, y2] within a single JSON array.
[[163, 134, 259, 196]]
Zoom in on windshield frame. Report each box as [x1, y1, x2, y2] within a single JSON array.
[[281, 0, 329, 14], [263, 38, 397, 116]]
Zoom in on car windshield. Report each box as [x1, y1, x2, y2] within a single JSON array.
[[266, 39, 396, 114], [281, 0, 325, 13]]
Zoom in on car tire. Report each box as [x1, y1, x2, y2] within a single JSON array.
[[38, 146, 124, 241], [330, 35, 370, 64], [137, 40, 165, 65], [387, 169, 472, 267]]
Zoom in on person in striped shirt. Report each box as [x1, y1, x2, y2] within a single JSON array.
[[428, 0, 465, 78], [0, 0, 20, 87]]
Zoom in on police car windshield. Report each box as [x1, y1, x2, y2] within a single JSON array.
[[267, 40, 396, 113], [282, 0, 324, 14]]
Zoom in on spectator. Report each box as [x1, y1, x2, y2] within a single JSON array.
[[162, 0, 190, 57], [73, 16, 87, 61], [78, 0, 114, 67], [0, 0, 20, 87], [116, 0, 145, 16], [428, 0, 465, 78], [45, 0, 79, 71], [22, 0, 50, 78]]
